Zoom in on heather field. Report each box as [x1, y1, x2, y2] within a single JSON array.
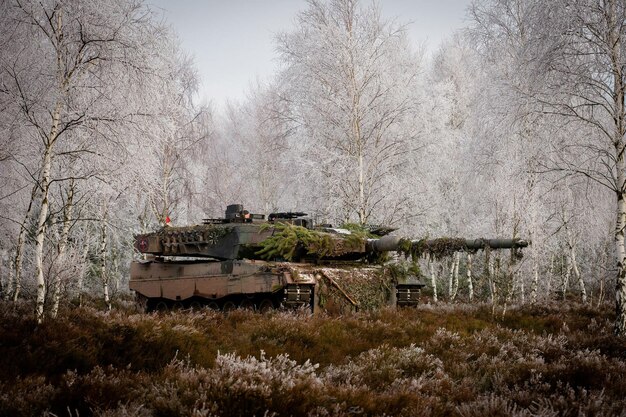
[[1, 301, 625, 417]]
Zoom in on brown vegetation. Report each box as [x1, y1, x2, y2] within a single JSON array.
[[0, 301, 624, 416]]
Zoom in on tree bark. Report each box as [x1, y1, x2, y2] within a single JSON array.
[[466, 253, 473, 302], [100, 213, 111, 311], [50, 179, 75, 318], [451, 253, 460, 301], [34, 144, 54, 323], [569, 245, 586, 304], [615, 170, 626, 333], [608, 0, 626, 335], [562, 254, 571, 301], [10, 183, 39, 301], [77, 237, 90, 308], [427, 253, 438, 303]]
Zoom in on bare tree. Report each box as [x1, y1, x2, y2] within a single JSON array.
[[526, 0, 626, 334], [0, 0, 170, 322], [275, 0, 423, 224]]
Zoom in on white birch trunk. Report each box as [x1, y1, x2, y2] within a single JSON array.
[[569, 246, 586, 304], [35, 11, 67, 322], [5, 257, 15, 301], [427, 253, 438, 303], [448, 258, 454, 299], [562, 254, 571, 301], [608, 0, 626, 335], [50, 180, 74, 318], [488, 258, 497, 315], [34, 145, 54, 323], [598, 269, 605, 308], [547, 253, 554, 298], [451, 253, 460, 300], [614, 169, 626, 333], [77, 240, 89, 307], [100, 214, 111, 311], [10, 183, 38, 301], [466, 253, 473, 302]]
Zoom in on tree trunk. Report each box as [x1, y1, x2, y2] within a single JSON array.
[[427, 253, 438, 303], [50, 179, 75, 318], [607, 0, 626, 335], [34, 145, 54, 323], [77, 238, 89, 308], [10, 183, 39, 301], [448, 258, 454, 299], [569, 246, 586, 304], [100, 213, 111, 311], [562, 254, 571, 301], [467, 253, 473, 302], [614, 177, 626, 334], [451, 252, 460, 301]]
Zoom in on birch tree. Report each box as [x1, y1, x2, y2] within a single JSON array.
[[530, 0, 626, 334], [276, 0, 423, 224], [0, 0, 169, 322]]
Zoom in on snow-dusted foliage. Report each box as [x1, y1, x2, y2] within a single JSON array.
[[1, 302, 624, 416]]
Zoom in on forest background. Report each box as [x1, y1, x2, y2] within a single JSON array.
[[1, 0, 625, 332]]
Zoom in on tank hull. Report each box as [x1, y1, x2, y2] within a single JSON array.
[[129, 259, 316, 311], [129, 259, 425, 312]]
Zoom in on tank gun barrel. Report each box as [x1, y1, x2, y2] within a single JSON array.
[[368, 236, 529, 253]]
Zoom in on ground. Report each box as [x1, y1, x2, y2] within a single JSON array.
[[0, 300, 624, 416]]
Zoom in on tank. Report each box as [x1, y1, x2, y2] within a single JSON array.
[[129, 204, 529, 312]]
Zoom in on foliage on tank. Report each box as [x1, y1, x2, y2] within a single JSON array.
[[398, 237, 470, 260], [255, 223, 366, 261], [386, 261, 423, 283], [157, 224, 232, 245], [316, 267, 394, 312]]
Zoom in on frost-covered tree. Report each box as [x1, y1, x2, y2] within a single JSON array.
[[0, 0, 179, 321], [275, 0, 423, 224], [220, 81, 294, 214], [522, 0, 626, 334]]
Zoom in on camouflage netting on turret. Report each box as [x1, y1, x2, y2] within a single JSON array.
[[399, 237, 469, 260], [256, 223, 366, 260], [158, 225, 232, 245]]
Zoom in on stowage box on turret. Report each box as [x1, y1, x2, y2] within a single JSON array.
[[129, 204, 529, 312]]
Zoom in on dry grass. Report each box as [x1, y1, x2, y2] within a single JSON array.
[[0, 300, 624, 416]]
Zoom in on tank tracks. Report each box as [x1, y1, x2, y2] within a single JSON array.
[[136, 283, 422, 312], [137, 283, 315, 313]]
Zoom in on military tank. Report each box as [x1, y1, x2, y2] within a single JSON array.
[[130, 204, 529, 312]]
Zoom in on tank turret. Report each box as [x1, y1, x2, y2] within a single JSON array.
[[129, 204, 529, 312]]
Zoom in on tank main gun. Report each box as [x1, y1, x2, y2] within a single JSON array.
[[368, 236, 529, 254]]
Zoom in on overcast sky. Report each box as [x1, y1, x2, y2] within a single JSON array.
[[148, 0, 473, 108]]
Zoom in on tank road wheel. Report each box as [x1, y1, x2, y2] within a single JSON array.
[[155, 300, 169, 312], [189, 301, 203, 311], [258, 299, 274, 313], [222, 301, 236, 312], [207, 301, 220, 310], [240, 299, 255, 311]]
